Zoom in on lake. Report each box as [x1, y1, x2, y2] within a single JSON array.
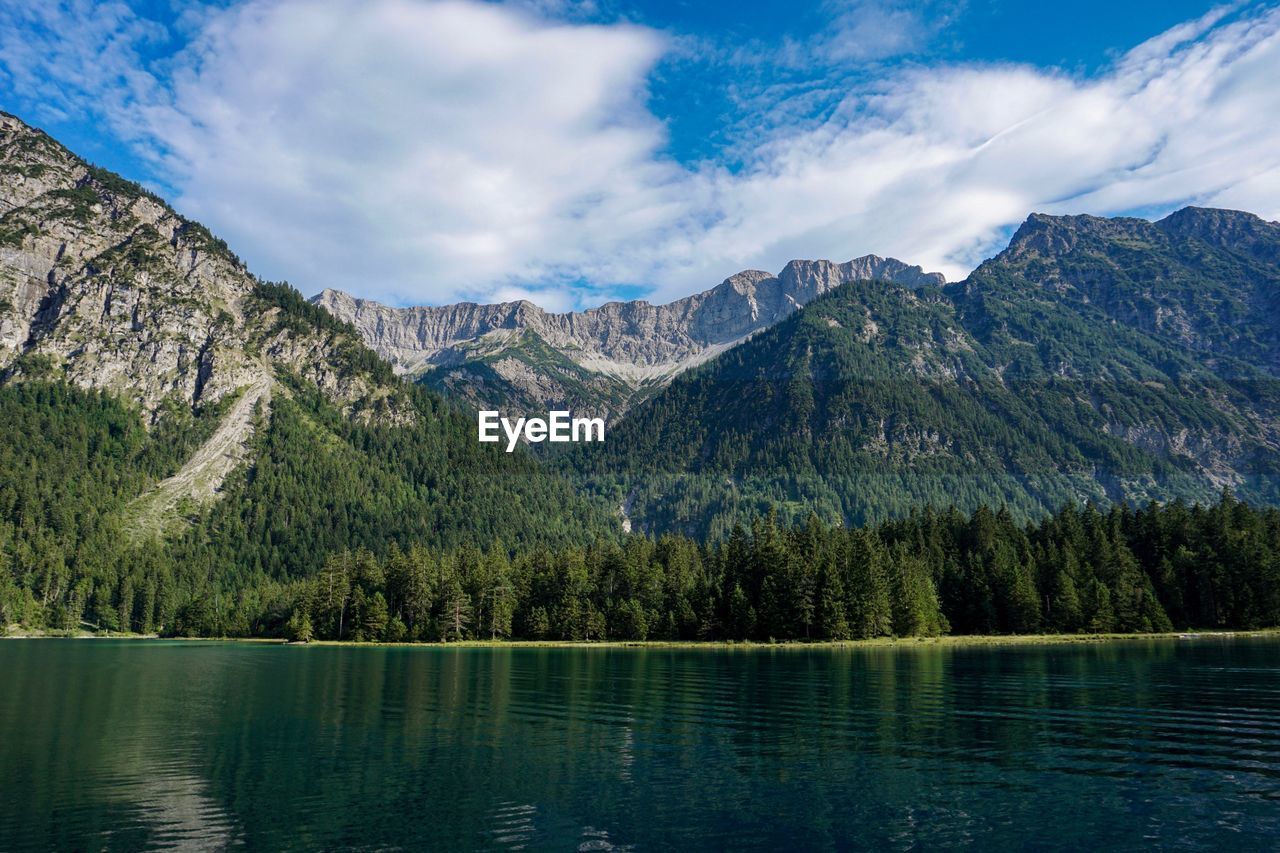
[[1, 638, 1278, 850]]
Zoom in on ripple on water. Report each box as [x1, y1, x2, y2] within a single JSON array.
[[1, 638, 1279, 850]]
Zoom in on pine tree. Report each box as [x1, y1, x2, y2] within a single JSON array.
[[117, 577, 135, 634], [1081, 578, 1115, 633], [363, 592, 390, 641], [286, 609, 314, 643], [847, 530, 892, 638], [816, 552, 851, 640], [440, 578, 471, 641], [318, 550, 353, 640], [889, 546, 947, 637]]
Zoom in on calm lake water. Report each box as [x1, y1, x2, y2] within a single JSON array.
[[1, 638, 1278, 851]]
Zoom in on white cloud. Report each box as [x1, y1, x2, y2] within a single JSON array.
[[2, 0, 1279, 307], [0, 1, 165, 124], [816, 0, 954, 63], [143, 0, 691, 305], [646, 2, 1280, 297]]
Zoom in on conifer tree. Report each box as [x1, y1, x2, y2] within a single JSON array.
[[890, 546, 947, 637], [815, 550, 851, 640], [847, 530, 892, 638], [286, 609, 314, 643]]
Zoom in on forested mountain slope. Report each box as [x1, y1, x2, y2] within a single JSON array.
[[569, 209, 1280, 539], [4, 103, 1280, 638], [0, 111, 613, 632]]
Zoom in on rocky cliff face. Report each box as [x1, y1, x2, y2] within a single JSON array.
[[0, 116, 252, 415], [314, 255, 944, 418], [0, 111, 403, 422]]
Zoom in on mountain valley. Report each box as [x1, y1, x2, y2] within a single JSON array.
[[3, 108, 1280, 638]]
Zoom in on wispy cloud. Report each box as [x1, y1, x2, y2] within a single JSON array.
[[0, 1, 166, 124], [1, 1, 1278, 307], [812, 0, 959, 64], [666, 2, 1280, 295]]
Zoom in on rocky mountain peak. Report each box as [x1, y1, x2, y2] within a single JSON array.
[[1156, 207, 1280, 263], [1005, 207, 1280, 264], [780, 255, 945, 294], [313, 254, 946, 419], [0, 110, 418, 533], [0, 112, 405, 424], [974, 205, 1280, 374], [1004, 212, 1119, 258]]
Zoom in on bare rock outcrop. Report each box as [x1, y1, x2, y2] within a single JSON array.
[[313, 255, 944, 418], [0, 111, 405, 424]]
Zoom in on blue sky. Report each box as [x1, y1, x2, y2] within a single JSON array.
[[2, 1, 1278, 309], [649, 0, 1229, 165]]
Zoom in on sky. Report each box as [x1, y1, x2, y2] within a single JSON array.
[[1, 0, 1278, 310]]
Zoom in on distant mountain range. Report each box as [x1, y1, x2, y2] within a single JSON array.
[[314, 257, 944, 420], [4, 105, 1280, 566], [561, 206, 1280, 537]]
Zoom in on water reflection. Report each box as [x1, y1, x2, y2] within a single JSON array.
[[1, 638, 1278, 850]]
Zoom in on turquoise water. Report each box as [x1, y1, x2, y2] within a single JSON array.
[[1, 638, 1278, 850]]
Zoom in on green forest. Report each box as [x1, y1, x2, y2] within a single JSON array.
[[564, 274, 1280, 540], [269, 493, 1280, 643], [2, 377, 1276, 641], [0, 377, 612, 636]]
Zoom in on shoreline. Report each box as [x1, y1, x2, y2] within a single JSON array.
[[6, 626, 1279, 649]]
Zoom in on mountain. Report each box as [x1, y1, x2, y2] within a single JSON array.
[[5, 105, 1280, 640], [986, 208, 1280, 372], [0, 111, 613, 630], [0, 113, 410, 423], [566, 207, 1280, 539], [313, 256, 944, 420]]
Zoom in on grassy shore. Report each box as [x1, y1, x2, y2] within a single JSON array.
[[7, 624, 1280, 648], [294, 628, 1280, 650]]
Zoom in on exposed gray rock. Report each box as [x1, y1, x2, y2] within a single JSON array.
[[0, 111, 405, 424], [314, 255, 944, 418]]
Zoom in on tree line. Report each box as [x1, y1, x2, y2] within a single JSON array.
[[271, 491, 1278, 642]]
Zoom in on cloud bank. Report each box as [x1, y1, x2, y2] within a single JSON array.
[[2, 0, 1279, 306]]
